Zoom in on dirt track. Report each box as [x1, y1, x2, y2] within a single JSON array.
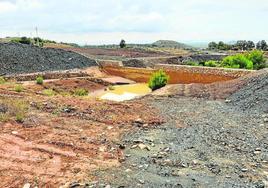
[[0, 91, 162, 187]]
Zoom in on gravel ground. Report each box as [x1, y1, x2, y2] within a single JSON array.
[[96, 96, 267, 188], [228, 69, 268, 114], [92, 69, 268, 188], [0, 43, 97, 75]]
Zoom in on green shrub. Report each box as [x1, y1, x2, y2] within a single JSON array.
[[14, 85, 23, 92], [15, 113, 24, 123], [36, 76, 44, 85], [11, 37, 31, 45], [204, 60, 219, 67], [0, 77, 6, 84], [148, 69, 169, 91], [42, 89, 56, 96], [108, 85, 115, 91], [186, 61, 199, 66], [74, 88, 88, 96], [246, 50, 266, 70], [221, 54, 253, 70]]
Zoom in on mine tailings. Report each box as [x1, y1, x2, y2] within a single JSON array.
[[99, 61, 254, 84]]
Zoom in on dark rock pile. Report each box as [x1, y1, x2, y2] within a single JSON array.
[[0, 43, 97, 75], [228, 68, 268, 114], [122, 59, 146, 68]]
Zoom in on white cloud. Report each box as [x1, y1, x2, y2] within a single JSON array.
[[0, 1, 16, 13], [0, 0, 42, 13], [0, 0, 268, 44]]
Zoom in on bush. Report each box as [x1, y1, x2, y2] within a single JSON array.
[[0, 99, 28, 123], [221, 54, 253, 70], [16, 114, 24, 123], [11, 37, 31, 45], [36, 76, 44, 85], [0, 77, 6, 84], [204, 60, 219, 67], [14, 85, 23, 92], [148, 69, 169, 91], [246, 50, 266, 70], [42, 89, 56, 96], [74, 88, 88, 96], [108, 85, 115, 91], [186, 61, 199, 66]]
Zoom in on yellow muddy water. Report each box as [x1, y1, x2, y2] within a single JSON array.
[[99, 83, 151, 102]]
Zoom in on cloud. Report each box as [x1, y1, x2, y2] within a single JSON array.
[[0, 0, 41, 12], [0, 1, 16, 13], [0, 0, 267, 44]]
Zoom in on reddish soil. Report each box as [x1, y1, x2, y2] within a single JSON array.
[[44, 78, 105, 93], [153, 69, 266, 100], [0, 81, 162, 187], [102, 65, 251, 84]]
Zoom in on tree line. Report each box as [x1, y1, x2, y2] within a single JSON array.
[[208, 40, 268, 51]]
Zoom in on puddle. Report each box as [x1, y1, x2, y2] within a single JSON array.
[[99, 83, 151, 102]]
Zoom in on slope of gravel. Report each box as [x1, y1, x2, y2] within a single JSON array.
[[97, 97, 268, 188], [228, 69, 268, 114], [0, 43, 97, 75]]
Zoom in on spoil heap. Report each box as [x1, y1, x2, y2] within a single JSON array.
[[0, 43, 97, 75]]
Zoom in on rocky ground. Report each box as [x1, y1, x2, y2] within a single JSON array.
[[94, 70, 268, 188], [96, 96, 267, 188], [0, 43, 97, 75]]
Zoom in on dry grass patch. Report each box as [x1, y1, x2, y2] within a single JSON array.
[[0, 98, 29, 123]]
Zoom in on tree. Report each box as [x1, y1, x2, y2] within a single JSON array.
[[256, 40, 268, 51], [218, 41, 225, 50], [119, 39, 126, 48], [236, 40, 248, 51], [217, 41, 231, 50], [208, 42, 217, 50], [247, 41, 255, 50]]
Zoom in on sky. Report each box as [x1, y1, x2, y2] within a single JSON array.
[[0, 0, 268, 45]]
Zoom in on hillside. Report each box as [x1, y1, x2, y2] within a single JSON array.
[[152, 40, 191, 49]]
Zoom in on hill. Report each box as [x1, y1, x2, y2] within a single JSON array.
[[152, 40, 191, 49]]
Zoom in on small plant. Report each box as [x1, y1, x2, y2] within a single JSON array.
[[15, 113, 24, 123], [186, 61, 199, 66], [14, 85, 23, 92], [36, 76, 44, 85], [74, 88, 88, 96], [108, 85, 115, 91], [0, 77, 6, 84], [148, 69, 169, 91], [205, 60, 219, 67], [42, 89, 56, 96]]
